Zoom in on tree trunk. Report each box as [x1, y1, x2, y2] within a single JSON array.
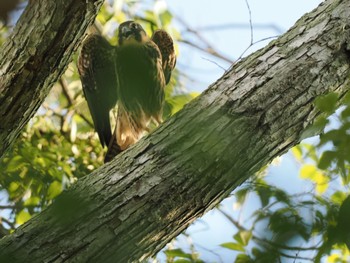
[[0, 0, 103, 158], [1, 0, 350, 262]]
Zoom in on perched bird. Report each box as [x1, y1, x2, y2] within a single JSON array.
[[78, 21, 176, 162]]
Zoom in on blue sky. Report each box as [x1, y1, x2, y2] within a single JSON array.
[[167, 0, 323, 92]]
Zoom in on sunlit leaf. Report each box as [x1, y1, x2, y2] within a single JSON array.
[[300, 164, 328, 194], [24, 196, 41, 206], [331, 191, 347, 205], [159, 10, 173, 27], [234, 231, 252, 246], [164, 249, 192, 259], [16, 210, 31, 225], [291, 145, 302, 161], [220, 242, 245, 252], [300, 164, 318, 180], [5, 155, 25, 172], [315, 174, 328, 195], [234, 188, 249, 206], [47, 181, 62, 200]]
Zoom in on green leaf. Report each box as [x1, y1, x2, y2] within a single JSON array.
[[257, 186, 270, 207], [300, 164, 328, 194], [235, 188, 249, 205], [340, 105, 350, 120], [314, 92, 339, 114], [164, 249, 192, 259], [234, 231, 252, 246], [47, 181, 62, 200], [300, 116, 328, 140], [291, 145, 302, 161], [16, 210, 31, 225], [300, 164, 318, 180], [6, 155, 25, 172], [331, 191, 347, 205], [234, 254, 253, 263], [220, 242, 245, 252], [167, 93, 198, 115], [159, 10, 173, 27], [318, 151, 336, 170], [24, 197, 41, 206]]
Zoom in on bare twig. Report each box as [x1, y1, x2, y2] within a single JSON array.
[[60, 78, 73, 106], [200, 57, 228, 72], [0, 216, 15, 229], [255, 238, 321, 251], [236, 35, 279, 61], [179, 39, 234, 64], [245, 0, 254, 44], [58, 78, 94, 127], [0, 205, 16, 209], [175, 16, 235, 64], [217, 207, 246, 231], [195, 23, 284, 35]]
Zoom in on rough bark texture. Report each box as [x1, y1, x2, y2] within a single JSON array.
[[1, 0, 350, 262], [0, 0, 104, 158]]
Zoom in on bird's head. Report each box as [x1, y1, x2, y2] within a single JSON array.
[[118, 21, 148, 45]]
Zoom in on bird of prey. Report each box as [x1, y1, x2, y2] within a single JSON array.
[[78, 21, 176, 162]]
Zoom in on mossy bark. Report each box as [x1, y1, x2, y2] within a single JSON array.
[[0, 0, 103, 157]]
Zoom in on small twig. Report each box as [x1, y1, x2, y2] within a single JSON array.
[[217, 208, 246, 231], [0, 205, 16, 209], [278, 251, 314, 262], [236, 35, 279, 62], [195, 23, 284, 35], [179, 39, 234, 64], [58, 78, 94, 127], [201, 57, 228, 72], [60, 78, 73, 106], [1, 216, 15, 229], [255, 238, 321, 251], [175, 15, 235, 64], [245, 0, 254, 45]]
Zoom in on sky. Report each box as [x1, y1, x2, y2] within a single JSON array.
[[167, 0, 323, 92]]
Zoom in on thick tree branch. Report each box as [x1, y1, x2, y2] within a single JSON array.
[[1, 0, 350, 262], [0, 0, 104, 158]]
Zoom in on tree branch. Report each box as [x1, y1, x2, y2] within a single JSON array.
[[1, 0, 350, 262], [0, 0, 104, 158]]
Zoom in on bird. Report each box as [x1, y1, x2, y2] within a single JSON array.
[[78, 21, 176, 163]]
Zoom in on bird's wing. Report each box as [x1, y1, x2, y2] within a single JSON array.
[[151, 30, 176, 84], [78, 34, 118, 147]]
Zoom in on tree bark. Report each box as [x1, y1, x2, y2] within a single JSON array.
[[0, 0, 103, 158], [1, 0, 350, 262]]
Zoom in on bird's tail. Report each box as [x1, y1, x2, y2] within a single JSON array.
[[104, 105, 144, 163], [104, 135, 122, 163]]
